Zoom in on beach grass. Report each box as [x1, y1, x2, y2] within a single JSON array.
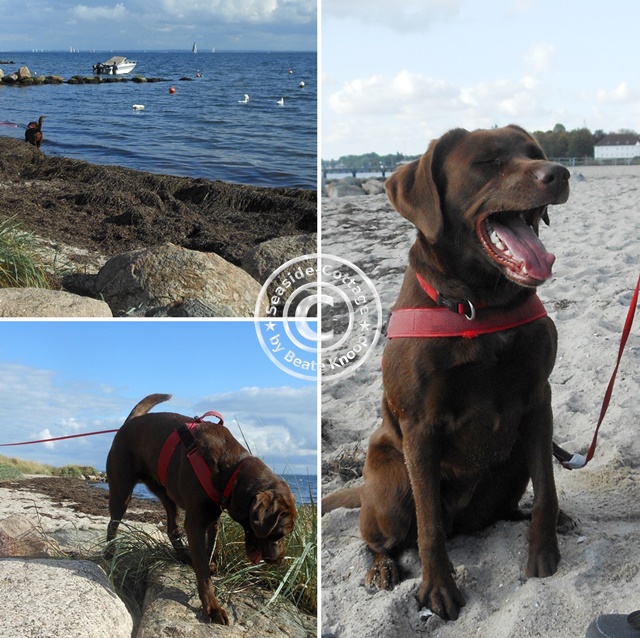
[[0, 215, 51, 288], [104, 503, 317, 619], [0, 454, 99, 480]]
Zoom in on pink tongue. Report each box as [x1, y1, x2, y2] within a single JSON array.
[[493, 217, 555, 281]]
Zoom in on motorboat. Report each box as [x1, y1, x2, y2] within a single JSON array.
[[93, 56, 137, 75]]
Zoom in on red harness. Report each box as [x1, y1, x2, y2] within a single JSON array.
[[157, 411, 247, 510], [386, 272, 548, 339]]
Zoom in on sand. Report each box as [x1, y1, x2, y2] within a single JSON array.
[[0, 477, 165, 554], [321, 165, 640, 638]]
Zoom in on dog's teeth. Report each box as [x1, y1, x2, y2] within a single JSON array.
[[489, 230, 506, 250]]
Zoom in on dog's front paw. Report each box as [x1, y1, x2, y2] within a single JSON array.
[[525, 541, 560, 578], [416, 575, 466, 621], [205, 604, 229, 625], [364, 555, 400, 592]]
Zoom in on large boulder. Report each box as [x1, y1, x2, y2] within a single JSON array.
[[0, 288, 113, 317], [242, 233, 317, 284], [94, 243, 266, 316], [323, 181, 366, 198], [0, 559, 133, 638], [17, 66, 31, 80], [0, 515, 61, 558]]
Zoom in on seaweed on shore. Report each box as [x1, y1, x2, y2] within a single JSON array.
[[0, 137, 316, 268]]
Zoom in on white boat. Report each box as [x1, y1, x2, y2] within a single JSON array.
[[93, 56, 137, 75], [192, 42, 197, 54]]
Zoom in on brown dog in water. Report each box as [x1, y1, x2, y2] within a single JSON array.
[[106, 393, 297, 624], [323, 125, 570, 621], [25, 115, 45, 149]]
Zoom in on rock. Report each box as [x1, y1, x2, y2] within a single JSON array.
[[0, 515, 61, 558], [361, 179, 386, 195], [136, 565, 315, 637], [324, 182, 366, 198], [94, 243, 266, 316], [0, 288, 113, 317], [0, 559, 133, 638], [17, 66, 31, 80], [0, 69, 4, 80], [242, 233, 317, 284], [1, 73, 18, 84]]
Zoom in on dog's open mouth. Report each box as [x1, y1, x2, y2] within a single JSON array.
[[476, 207, 554, 287]]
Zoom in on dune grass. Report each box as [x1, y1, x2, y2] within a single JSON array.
[[0, 215, 51, 288], [0, 453, 99, 480], [104, 502, 317, 621]]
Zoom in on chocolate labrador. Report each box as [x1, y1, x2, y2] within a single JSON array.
[[106, 393, 297, 624], [323, 125, 570, 620]]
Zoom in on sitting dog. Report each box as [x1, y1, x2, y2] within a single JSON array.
[[323, 125, 570, 620], [106, 393, 297, 624], [25, 115, 45, 149]]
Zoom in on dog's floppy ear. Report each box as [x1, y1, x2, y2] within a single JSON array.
[[250, 490, 285, 539], [385, 128, 467, 243]]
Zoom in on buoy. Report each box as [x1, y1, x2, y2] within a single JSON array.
[[277, 98, 285, 106], [196, 72, 201, 78], [169, 86, 176, 94], [132, 104, 145, 110], [289, 68, 293, 74], [298, 81, 305, 88]]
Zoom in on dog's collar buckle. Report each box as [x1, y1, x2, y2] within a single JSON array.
[[418, 273, 479, 318], [435, 291, 476, 320]]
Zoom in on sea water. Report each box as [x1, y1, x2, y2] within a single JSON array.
[[93, 473, 317, 506], [0, 50, 316, 189]]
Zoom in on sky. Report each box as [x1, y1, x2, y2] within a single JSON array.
[[0, 321, 317, 475], [0, 0, 316, 52], [322, 0, 640, 159]]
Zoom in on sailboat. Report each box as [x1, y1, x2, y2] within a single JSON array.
[[192, 42, 197, 54]]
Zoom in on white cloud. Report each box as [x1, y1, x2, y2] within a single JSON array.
[[597, 81, 633, 104], [526, 42, 556, 73], [323, 69, 565, 156], [72, 2, 127, 21], [158, 0, 313, 23], [328, 71, 456, 117], [194, 385, 317, 472], [323, 0, 460, 32], [32, 429, 55, 450]]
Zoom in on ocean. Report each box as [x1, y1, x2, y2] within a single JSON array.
[[93, 473, 317, 506], [0, 50, 316, 189]]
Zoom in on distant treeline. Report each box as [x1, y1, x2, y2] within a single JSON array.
[[322, 124, 639, 171]]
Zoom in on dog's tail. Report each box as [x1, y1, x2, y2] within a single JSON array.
[[124, 393, 172, 423], [321, 485, 362, 515]]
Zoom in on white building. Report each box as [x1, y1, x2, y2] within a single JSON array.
[[594, 133, 640, 159]]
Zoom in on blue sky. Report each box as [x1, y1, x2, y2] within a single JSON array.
[[0, 321, 317, 475], [322, 0, 640, 158], [0, 0, 316, 52]]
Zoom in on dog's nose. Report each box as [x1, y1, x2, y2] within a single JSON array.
[[535, 163, 570, 186]]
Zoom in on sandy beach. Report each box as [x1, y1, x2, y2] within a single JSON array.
[[0, 477, 165, 554], [321, 165, 640, 637]]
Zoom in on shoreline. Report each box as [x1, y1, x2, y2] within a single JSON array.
[[0, 136, 316, 268]]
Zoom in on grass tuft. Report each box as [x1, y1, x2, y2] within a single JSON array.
[[103, 502, 317, 620], [0, 215, 51, 288]]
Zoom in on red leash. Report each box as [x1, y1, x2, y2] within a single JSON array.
[[0, 429, 119, 447], [554, 274, 640, 469]]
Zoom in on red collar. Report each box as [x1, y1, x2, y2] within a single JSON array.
[[386, 273, 548, 339], [157, 411, 248, 509]]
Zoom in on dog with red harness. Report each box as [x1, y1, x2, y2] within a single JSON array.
[[105, 393, 297, 624]]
